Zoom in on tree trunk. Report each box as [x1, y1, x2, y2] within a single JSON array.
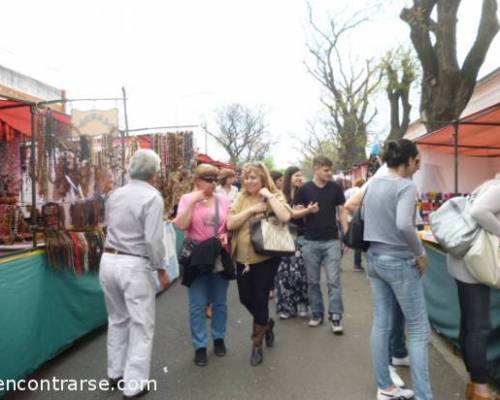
[[401, 0, 499, 133]]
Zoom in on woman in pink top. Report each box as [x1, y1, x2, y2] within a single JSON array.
[[174, 164, 232, 367]]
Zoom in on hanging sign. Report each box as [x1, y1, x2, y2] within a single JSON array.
[[71, 109, 119, 137]]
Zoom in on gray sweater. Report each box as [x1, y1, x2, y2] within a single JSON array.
[[447, 179, 500, 283], [364, 175, 425, 258]]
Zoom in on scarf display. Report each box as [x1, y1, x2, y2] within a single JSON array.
[[70, 196, 104, 230], [0, 205, 31, 244], [44, 229, 104, 274]]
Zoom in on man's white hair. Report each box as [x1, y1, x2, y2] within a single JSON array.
[[128, 149, 161, 180]]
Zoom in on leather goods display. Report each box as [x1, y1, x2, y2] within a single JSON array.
[[250, 214, 296, 257]]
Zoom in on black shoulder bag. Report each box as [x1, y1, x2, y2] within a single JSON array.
[[343, 188, 370, 252], [178, 196, 220, 266]]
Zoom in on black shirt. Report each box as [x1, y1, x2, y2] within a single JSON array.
[[293, 181, 345, 241]]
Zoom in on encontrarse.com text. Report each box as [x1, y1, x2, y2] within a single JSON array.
[[0, 378, 157, 392]]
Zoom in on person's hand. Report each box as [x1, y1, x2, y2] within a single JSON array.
[[251, 202, 268, 215], [219, 232, 229, 246], [416, 254, 428, 274], [307, 202, 320, 214], [293, 204, 305, 210], [192, 190, 208, 203], [158, 269, 170, 289], [259, 187, 273, 200]]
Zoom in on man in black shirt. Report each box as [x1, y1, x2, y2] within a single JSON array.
[[293, 156, 348, 334]]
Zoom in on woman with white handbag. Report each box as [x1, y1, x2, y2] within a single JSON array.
[[446, 176, 500, 400], [227, 161, 292, 366]]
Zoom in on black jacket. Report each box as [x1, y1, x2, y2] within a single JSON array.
[[181, 237, 235, 287]]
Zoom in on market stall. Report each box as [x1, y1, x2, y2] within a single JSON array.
[[410, 102, 500, 382], [0, 96, 191, 394]]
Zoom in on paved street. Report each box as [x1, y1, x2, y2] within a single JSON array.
[[8, 255, 467, 400]]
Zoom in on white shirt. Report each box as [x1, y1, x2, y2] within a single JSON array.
[[105, 179, 166, 270], [216, 185, 239, 203]]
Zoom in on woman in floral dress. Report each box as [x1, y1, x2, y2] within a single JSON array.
[[275, 166, 310, 319]]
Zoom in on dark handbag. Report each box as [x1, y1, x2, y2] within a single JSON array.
[[250, 214, 297, 257], [178, 238, 198, 266], [178, 195, 220, 267], [343, 189, 370, 252]]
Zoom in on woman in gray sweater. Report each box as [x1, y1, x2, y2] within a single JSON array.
[[363, 139, 432, 400], [447, 177, 500, 400]]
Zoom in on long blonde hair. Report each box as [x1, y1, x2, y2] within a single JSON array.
[[241, 161, 279, 195]]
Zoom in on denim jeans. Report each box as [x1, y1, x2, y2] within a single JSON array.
[[367, 251, 433, 400], [302, 239, 343, 319], [390, 302, 408, 360], [188, 273, 229, 350]]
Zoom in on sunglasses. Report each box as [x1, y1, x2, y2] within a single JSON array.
[[200, 176, 218, 183]]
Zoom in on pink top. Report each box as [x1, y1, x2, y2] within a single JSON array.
[[177, 193, 231, 242]]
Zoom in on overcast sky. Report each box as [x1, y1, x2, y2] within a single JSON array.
[[1, 0, 499, 168]]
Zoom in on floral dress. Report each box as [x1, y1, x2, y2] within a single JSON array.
[[275, 233, 309, 317]]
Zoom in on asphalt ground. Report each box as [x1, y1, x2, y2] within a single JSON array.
[[7, 254, 467, 400]]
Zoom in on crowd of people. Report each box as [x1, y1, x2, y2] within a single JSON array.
[[98, 142, 500, 400]]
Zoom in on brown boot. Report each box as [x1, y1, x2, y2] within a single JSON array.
[[470, 390, 500, 400], [265, 318, 275, 347], [250, 323, 266, 366], [467, 383, 475, 400]]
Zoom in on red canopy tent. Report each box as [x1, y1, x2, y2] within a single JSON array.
[[415, 102, 500, 157], [0, 99, 71, 141], [197, 153, 234, 169], [414, 102, 500, 192]]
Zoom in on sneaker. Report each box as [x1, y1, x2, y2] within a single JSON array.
[[194, 348, 207, 366], [308, 315, 323, 327], [377, 386, 414, 400], [329, 318, 344, 335], [297, 304, 308, 318], [278, 312, 290, 320], [213, 339, 226, 357], [392, 355, 410, 367], [389, 365, 405, 387]]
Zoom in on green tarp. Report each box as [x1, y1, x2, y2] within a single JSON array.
[[0, 251, 107, 395], [422, 244, 500, 382]]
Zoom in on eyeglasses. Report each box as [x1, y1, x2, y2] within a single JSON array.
[[200, 176, 218, 183]]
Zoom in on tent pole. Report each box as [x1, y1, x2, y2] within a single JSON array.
[[30, 106, 38, 249], [121, 87, 130, 185], [453, 122, 459, 195]]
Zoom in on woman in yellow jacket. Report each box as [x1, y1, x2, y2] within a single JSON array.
[[227, 162, 291, 366]]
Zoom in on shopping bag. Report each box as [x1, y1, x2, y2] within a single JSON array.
[[164, 222, 180, 281], [464, 229, 500, 289]]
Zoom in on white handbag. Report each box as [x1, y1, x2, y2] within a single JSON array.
[[464, 229, 500, 289]]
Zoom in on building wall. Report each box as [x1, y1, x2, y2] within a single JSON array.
[[0, 65, 65, 112], [414, 149, 500, 194]]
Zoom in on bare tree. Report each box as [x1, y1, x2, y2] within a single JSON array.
[[295, 118, 340, 177], [401, 0, 499, 132], [305, 4, 382, 171], [381, 48, 418, 141], [207, 103, 273, 164]]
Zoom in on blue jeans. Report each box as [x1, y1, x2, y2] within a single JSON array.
[[390, 302, 408, 360], [302, 239, 343, 319], [367, 251, 432, 400], [188, 274, 229, 350]]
